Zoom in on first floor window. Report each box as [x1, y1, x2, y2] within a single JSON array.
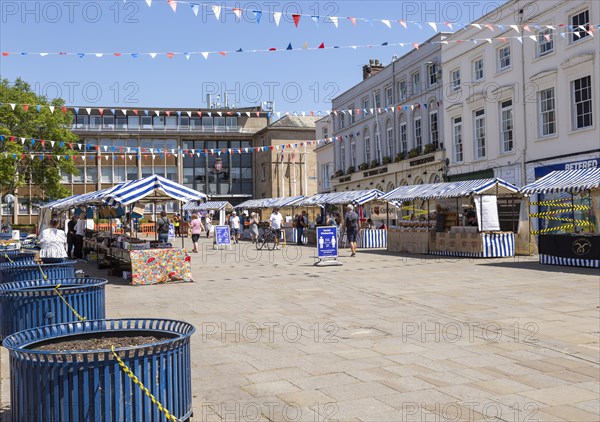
[[498, 45, 511, 71], [537, 28, 554, 56], [340, 144, 346, 171], [474, 109, 486, 158], [473, 57, 484, 81], [453, 117, 463, 162], [375, 131, 382, 164], [400, 123, 407, 153], [539, 87, 556, 137], [500, 100, 513, 153], [572, 76, 593, 129], [322, 165, 331, 189], [414, 118, 422, 152], [350, 141, 356, 167], [429, 112, 439, 149], [365, 135, 371, 164], [386, 126, 394, 158], [571, 9, 590, 43], [451, 69, 461, 90]]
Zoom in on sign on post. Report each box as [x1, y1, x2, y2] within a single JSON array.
[[315, 226, 342, 266], [214, 225, 231, 249]]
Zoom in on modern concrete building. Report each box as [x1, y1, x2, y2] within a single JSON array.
[[11, 106, 265, 224], [331, 33, 447, 193], [442, 0, 599, 185]]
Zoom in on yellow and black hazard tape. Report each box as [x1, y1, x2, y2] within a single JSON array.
[[530, 198, 574, 206], [530, 224, 575, 235], [529, 207, 591, 217], [53, 284, 86, 322], [110, 346, 179, 422], [533, 216, 594, 224]]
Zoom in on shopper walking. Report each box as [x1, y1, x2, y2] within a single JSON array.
[[74, 215, 86, 259], [205, 212, 213, 238], [173, 213, 181, 237], [189, 214, 204, 253], [249, 212, 259, 243], [344, 204, 359, 257], [270, 207, 283, 249], [230, 211, 241, 243]]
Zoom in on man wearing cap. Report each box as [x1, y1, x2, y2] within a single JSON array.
[[230, 211, 241, 244], [270, 207, 283, 249], [344, 204, 359, 257]]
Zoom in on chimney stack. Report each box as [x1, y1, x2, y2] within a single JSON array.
[[362, 59, 385, 80]]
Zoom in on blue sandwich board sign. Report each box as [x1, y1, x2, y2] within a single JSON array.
[[215, 225, 231, 246], [317, 226, 338, 259]]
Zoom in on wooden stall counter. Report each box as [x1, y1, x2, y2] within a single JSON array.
[[387, 228, 433, 254]]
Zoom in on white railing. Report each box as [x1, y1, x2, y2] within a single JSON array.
[[71, 125, 255, 134]]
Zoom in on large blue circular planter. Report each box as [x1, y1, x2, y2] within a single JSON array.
[[3, 318, 195, 422], [0, 260, 76, 283], [0, 277, 107, 340], [0, 251, 36, 264]]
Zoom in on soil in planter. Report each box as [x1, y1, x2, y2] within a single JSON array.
[[34, 335, 169, 352]]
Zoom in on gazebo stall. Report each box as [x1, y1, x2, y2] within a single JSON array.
[[182, 200, 235, 233], [298, 189, 385, 248], [237, 196, 306, 244], [520, 168, 599, 268], [382, 178, 521, 257]]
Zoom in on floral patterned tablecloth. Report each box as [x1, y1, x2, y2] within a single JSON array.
[[130, 248, 193, 285]]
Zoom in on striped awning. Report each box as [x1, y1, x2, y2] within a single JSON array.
[[382, 178, 519, 204], [41, 194, 80, 210], [182, 201, 233, 212], [520, 168, 600, 195], [299, 189, 384, 206], [236, 196, 305, 209], [104, 175, 206, 206]]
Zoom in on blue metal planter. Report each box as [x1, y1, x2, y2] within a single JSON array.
[[3, 318, 195, 422], [0, 251, 36, 264], [0, 277, 107, 340], [0, 260, 76, 283]]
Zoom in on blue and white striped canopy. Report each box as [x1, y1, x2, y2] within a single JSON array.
[[382, 178, 519, 204], [182, 200, 233, 212], [520, 168, 600, 195], [236, 196, 305, 209], [104, 175, 206, 206], [299, 189, 384, 206], [41, 194, 80, 210]]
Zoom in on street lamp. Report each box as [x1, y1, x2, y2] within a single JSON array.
[[4, 194, 14, 233]]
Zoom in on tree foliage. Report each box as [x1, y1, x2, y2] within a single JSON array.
[[0, 78, 77, 200]]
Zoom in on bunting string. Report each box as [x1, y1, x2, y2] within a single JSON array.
[[0, 99, 441, 126], [2, 28, 596, 59], [141, 0, 597, 34]]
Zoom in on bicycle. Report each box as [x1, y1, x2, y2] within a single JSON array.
[[256, 227, 277, 251]]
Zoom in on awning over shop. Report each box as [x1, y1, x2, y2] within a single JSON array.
[[182, 200, 234, 212], [298, 189, 384, 206], [236, 196, 305, 209], [381, 178, 519, 205], [104, 175, 206, 206], [520, 169, 600, 195]]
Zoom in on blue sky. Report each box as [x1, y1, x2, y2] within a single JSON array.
[[1, 1, 507, 113]]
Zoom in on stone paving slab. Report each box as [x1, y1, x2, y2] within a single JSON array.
[[1, 237, 598, 421]]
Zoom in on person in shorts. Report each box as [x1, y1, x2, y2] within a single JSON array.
[[344, 204, 359, 257], [270, 207, 283, 249], [189, 213, 204, 253], [230, 211, 241, 243]]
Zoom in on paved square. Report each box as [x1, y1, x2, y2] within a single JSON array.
[[1, 238, 599, 421]]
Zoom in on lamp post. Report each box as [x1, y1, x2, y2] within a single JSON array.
[[4, 194, 14, 233]]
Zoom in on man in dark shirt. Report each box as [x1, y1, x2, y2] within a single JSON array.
[[67, 214, 78, 259], [156, 211, 170, 243], [344, 204, 359, 257]]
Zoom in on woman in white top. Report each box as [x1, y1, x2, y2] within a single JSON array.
[[39, 218, 68, 263]]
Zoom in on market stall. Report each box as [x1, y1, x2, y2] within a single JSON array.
[[237, 196, 306, 244], [382, 178, 520, 257], [183, 200, 234, 230], [42, 175, 206, 285], [298, 190, 385, 248], [520, 168, 599, 268]]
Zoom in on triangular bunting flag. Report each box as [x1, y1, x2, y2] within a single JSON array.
[[381, 20, 391, 28], [253, 10, 262, 23], [286, 43, 293, 50], [428, 22, 437, 31], [212, 5, 221, 20], [292, 14, 301, 27], [201, 52, 209, 59], [191, 4, 199, 16], [232, 8, 242, 19], [330, 16, 338, 28], [273, 12, 282, 26]]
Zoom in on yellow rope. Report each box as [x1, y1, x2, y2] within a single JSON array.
[[110, 346, 179, 422], [53, 284, 86, 322], [4, 253, 13, 263]]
